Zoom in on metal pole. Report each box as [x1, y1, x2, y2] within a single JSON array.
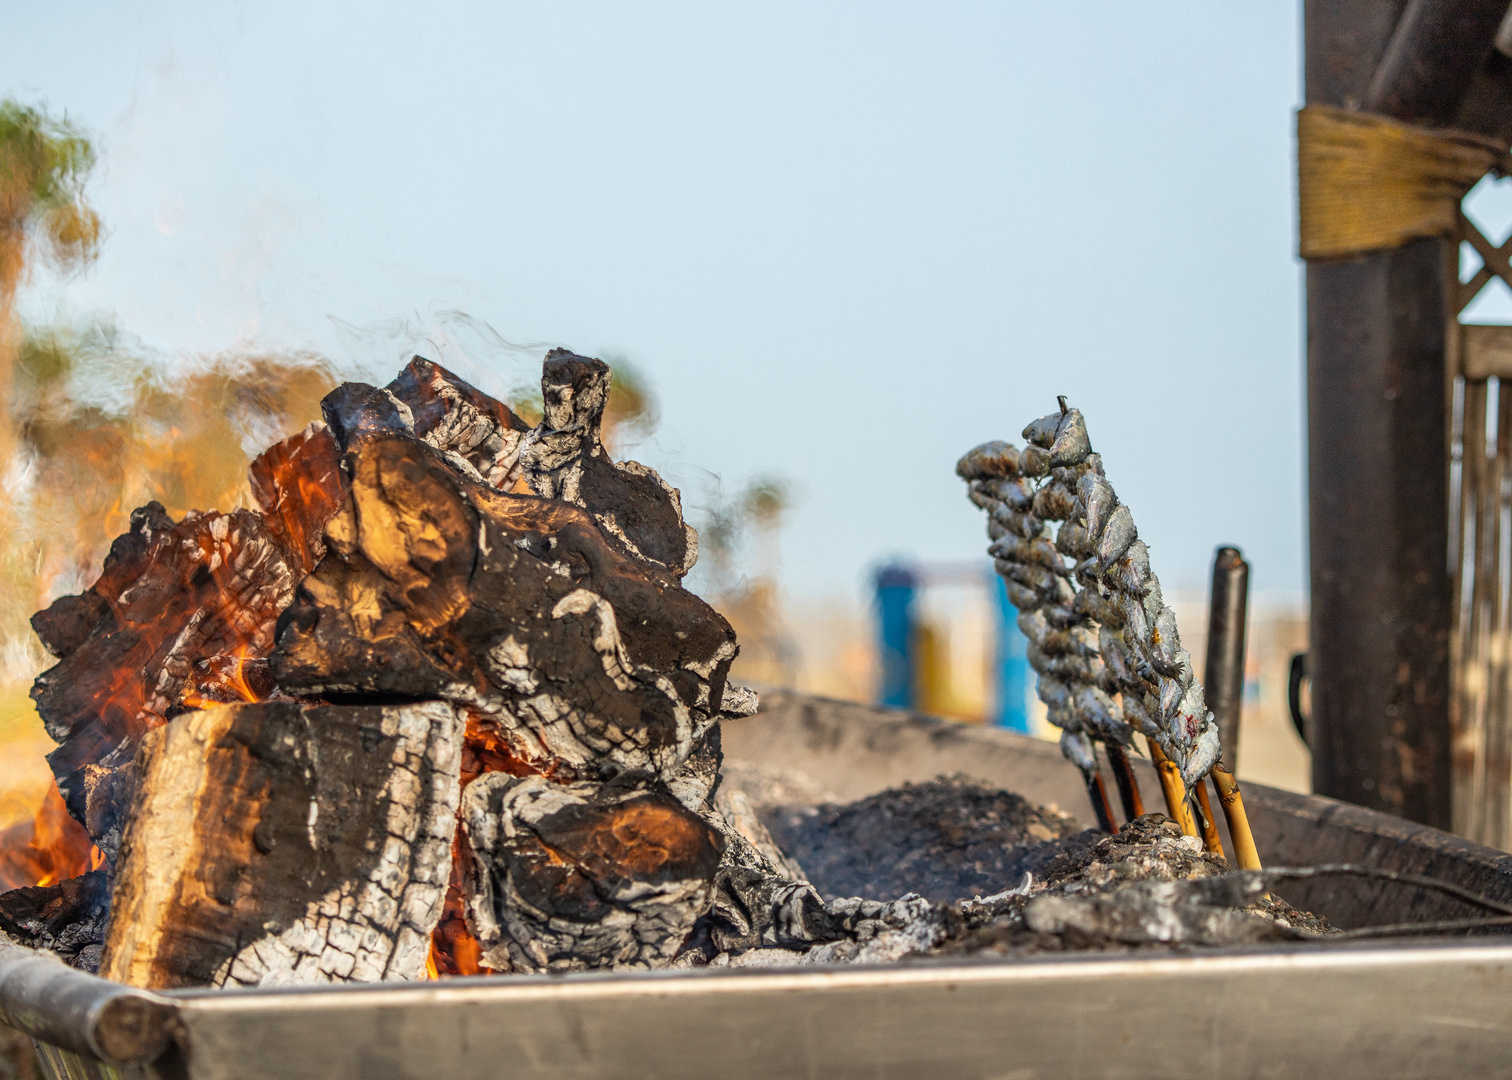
[[1204, 546, 1250, 770], [992, 574, 1031, 732], [0, 941, 175, 1065], [1302, 0, 1504, 828]]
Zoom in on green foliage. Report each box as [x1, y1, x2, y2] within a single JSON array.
[[600, 355, 658, 444], [0, 100, 100, 278]]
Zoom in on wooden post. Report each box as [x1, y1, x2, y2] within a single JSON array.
[[1303, 0, 1506, 828]]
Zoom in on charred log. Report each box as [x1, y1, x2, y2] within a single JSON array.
[[32, 504, 299, 824], [31, 420, 344, 838], [0, 871, 109, 972], [248, 421, 347, 574], [271, 431, 739, 780], [101, 701, 464, 990], [387, 356, 533, 489], [518, 350, 697, 578], [462, 771, 723, 972]]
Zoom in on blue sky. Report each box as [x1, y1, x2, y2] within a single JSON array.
[[6, 2, 1307, 600]]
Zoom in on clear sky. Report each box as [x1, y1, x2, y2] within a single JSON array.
[[5, 2, 1306, 601]]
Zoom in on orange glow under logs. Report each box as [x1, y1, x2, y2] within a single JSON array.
[[0, 782, 103, 892]]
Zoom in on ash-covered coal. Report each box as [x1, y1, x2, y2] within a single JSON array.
[[0, 870, 109, 972], [762, 774, 1094, 904], [708, 766, 1338, 967], [933, 815, 1338, 957]]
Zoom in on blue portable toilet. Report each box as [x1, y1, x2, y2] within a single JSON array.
[[874, 563, 917, 709]]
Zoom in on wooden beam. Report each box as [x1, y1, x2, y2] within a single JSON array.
[[1462, 324, 1512, 380], [1366, 0, 1509, 125], [1301, 0, 1499, 828]]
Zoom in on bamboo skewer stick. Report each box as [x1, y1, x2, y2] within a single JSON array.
[[1106, 743, 1145, 820], [1192, 778, 1225, 857], [1146, 737, 1198, 838], [1210, 764, 1262, 871], [1084, 767, 1119, 834]]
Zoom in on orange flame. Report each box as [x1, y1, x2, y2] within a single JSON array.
[[427, 712, 558, 977], [0, 781, 101, 891], [180, 649, 269, 710]]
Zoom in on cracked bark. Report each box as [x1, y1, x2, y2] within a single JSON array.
[[100, 701, 463, 989]]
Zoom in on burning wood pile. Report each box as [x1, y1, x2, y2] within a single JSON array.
[[0, 359, 1335, 990], [1, 352, 932, 988]]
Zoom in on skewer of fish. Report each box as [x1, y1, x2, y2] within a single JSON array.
[[959, 399, 1261, 870], [1031, 402, 1236, 856], [956, 420, 1128, 833]]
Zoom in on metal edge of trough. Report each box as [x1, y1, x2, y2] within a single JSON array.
[[155, 940, 1512, 1080], [18, 690, 1512, 1078]]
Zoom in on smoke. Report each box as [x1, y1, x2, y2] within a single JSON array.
[[0, 318, 338, 680]]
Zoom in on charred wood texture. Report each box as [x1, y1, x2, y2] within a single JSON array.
[[31, 505, 300, 825], [30, 421, 346, 835], [387, 355, 533, 489], [0, 872, 109, 973], [248, 421, 347, 575], [519, 350, 698, 579], [462, 771, 723, 972], [271, 430, 738, 780], [101, 701, 463, 989]]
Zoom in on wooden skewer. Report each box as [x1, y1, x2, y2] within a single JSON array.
[[1192, 777, 1225, 857], [1209, 763, 1262, 870], [1145, 736, 1199, 838], [1084, 766, 1120, 834], [1106, 743, 1145, 820]]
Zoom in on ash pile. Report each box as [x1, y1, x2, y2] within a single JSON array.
[[0, 353, 1331, 989], [706, 770, 1335, 967]]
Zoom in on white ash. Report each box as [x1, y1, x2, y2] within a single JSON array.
[[215, 702, 464, 988], [689, 765, 1335, 968]]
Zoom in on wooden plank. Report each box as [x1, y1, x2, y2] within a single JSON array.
[[1463, 323, 1512, 379], [1486, 380, 1512, 847]]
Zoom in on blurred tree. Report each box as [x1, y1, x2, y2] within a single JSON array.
[[693, 474, 797, 687], [0, 101, 100, 464]]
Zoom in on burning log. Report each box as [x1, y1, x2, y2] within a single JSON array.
[[100, 701, 464, 989], [271, 409, 738, 781], [30, 505, 301, 828], [18, 347, 868, 987], [29, 419, 346, 855]]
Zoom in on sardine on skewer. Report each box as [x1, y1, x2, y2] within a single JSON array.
[[958, 414, 1127, 832], [959, 398, 1234, 841]]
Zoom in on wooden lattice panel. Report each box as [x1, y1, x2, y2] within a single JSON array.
[[1451, 200, 1512, 849]]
